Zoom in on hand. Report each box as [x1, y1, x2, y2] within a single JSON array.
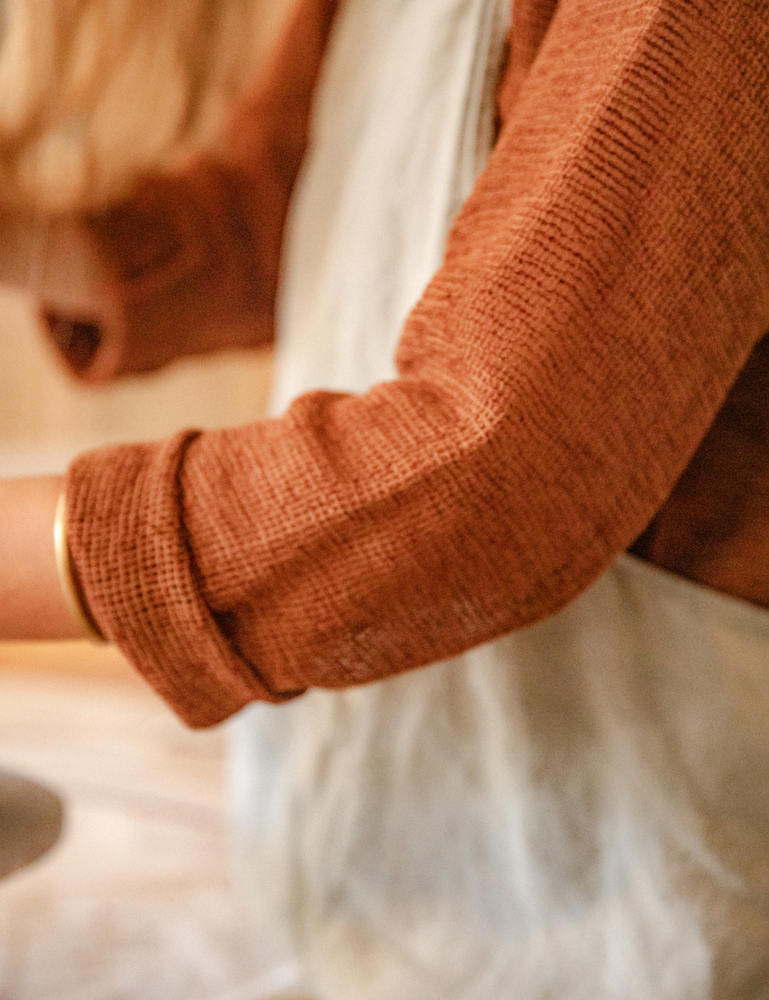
[[0, 161, 276, 384], [0, 477, 89, 641]]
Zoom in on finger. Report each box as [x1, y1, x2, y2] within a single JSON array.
[[42, 313, 103, 373]]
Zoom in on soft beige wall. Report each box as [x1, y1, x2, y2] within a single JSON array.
[[0, 289, 273, 477]]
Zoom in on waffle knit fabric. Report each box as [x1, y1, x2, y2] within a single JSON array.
[[63, 0, 769, 727]]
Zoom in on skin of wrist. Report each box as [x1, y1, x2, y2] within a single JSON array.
[[0, 476, 88, 641]]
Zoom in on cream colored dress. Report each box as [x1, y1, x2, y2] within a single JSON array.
[[230, 1, 769, 997]]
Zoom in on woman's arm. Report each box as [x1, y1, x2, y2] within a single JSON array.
[[58, 0, 769, 727]]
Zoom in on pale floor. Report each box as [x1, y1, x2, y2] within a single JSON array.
[[0, 646, 306, 1000]]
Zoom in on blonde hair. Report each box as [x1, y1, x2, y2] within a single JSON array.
[[0, 0, 284, 212]]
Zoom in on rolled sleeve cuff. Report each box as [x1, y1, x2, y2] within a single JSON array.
[[65, 432, 304, 727]]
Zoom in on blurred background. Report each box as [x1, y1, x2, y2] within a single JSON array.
[[0, 289, 274, 476], [0, 0, 304, 995]]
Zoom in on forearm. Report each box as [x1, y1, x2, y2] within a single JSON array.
[[0, 477, 86, 641]]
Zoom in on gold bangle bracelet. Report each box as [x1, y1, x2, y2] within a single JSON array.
[[53, 493, 106, 644]]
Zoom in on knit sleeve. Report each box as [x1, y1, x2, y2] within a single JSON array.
[[66, 0, 769, 727]]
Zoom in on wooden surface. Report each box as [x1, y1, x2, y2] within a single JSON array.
[[0, 640, 135, 678], [0, 657, 308, 999]]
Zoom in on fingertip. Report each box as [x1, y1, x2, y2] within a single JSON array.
[[43, 313, 102, 374]]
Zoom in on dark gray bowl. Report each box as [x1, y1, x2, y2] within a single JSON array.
[[0, 770, 64, 879]]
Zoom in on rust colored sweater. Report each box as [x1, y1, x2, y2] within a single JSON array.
[[52, 0, 769, 726]]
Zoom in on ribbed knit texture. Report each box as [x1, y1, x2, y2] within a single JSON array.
[[67, 0, 769, 727]]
